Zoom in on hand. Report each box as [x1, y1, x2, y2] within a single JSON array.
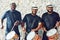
[[55, 21, 60, 27], [22, 27, 26, 33], [42, 27, 47, 32], [14, 21, 19, 26], [1, 25, 4, 29], [21, 22, 24, 27]]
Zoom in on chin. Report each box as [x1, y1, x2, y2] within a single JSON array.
[[48, 10, 53, 13]]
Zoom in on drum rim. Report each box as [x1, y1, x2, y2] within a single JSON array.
[[27, 31, 35, 40], [46, 28, 57, 37], [6, 31, 16, 39]]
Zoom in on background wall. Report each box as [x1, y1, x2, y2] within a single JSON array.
[[0, 0, 60, 40]]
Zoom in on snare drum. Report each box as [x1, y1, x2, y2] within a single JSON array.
[[6, 31, 19, 40], [46, 29, 58, 40], [33, 34, 42, 40], [27, 31, 41, 40]]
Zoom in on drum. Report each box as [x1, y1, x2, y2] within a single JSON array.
[[6, 31, 19, 40], [33, 34, 42, 40], [27, 31, 41, 40], [46, 29, 58, 40]]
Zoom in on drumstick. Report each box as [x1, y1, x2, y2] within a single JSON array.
[[11, 20, 19, 31], [11, 25, 15, 31]]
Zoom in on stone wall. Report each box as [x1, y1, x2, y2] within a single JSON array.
[[0, 0, 60, 40]]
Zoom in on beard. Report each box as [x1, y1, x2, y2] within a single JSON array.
[[47, 10, 53, 13]]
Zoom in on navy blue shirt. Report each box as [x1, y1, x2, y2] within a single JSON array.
[[23, 14, 42, 33], [42, 12, 59, 30], [2, 10, 21, 32]]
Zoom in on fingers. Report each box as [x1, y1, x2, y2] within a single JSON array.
[[1, 25, 4, 29]]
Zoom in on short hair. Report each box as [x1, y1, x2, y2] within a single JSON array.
[[10, 3, 16, 7]]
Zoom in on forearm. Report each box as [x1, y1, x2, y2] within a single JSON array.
[[35, 23, 43, 31], [35, 26, 40, 31], [42, 27, 47, 32], [21, 22, 26, 32], [1, 19, 3, 25], [21, 22, 25, 28], [55, 21, 60, 27]]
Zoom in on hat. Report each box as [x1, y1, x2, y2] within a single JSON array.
[[46, 2, 53, 7], [32, 4, 38, 9]]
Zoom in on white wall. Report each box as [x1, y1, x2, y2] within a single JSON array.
[[0, 0, 60, 40]]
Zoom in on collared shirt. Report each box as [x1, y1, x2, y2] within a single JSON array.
[[42, 12, 59, 30], [2, 10, 21, 32], [23, 14, 42, 33]]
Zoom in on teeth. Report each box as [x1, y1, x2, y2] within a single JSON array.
[[49, 10, 52, 11]]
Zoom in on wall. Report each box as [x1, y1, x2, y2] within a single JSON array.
[[0, 0, 60, 40]]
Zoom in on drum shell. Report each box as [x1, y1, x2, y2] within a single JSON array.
[[46, 29, 58, 40], [6, 31, 19, 40], [48, 33, 58, 40], [33, 34, 42, 40], [27, 31, 42, 40], [12, 34, 19, 39]]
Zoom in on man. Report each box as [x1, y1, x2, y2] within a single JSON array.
[[22, 5, 43, 40], [42, 3, 60, 40], [1, 3, 21, 40]]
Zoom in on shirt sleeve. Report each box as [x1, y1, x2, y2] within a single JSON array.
[[39, 18, 43, 23], [2, 12, 7, 20], [41, 13, 46, 26], [42, 13, 45, 21], [56, 13, 60, 21], [18, 12, 22, 22]]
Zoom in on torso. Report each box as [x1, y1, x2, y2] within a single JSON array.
[[23, 14, 42, 33], [42, 12, 59, 30]]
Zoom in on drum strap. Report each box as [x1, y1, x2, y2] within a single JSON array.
[[11, 25, 15, 31]]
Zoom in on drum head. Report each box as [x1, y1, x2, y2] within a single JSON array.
[[27, 31, 35, 40], [6, 31, 16, 40], [46, 29, 57, 37]]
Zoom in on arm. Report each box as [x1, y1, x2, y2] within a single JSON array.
[[21, 15, 27, 32], [14, 12, 22, 26], [21, 15, 27, 27], [42, 26, 47, 32], [41, 13, 47, 32], [32, 17, 44, 31], [18, 12, 22, 24], [55, 21, 60, 27], [1, 12, 7, 29], [36, 22, 43, 31], [55, 13, 60, 27], [1, 19, 4, 29], [21, 22, 26, 32]]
